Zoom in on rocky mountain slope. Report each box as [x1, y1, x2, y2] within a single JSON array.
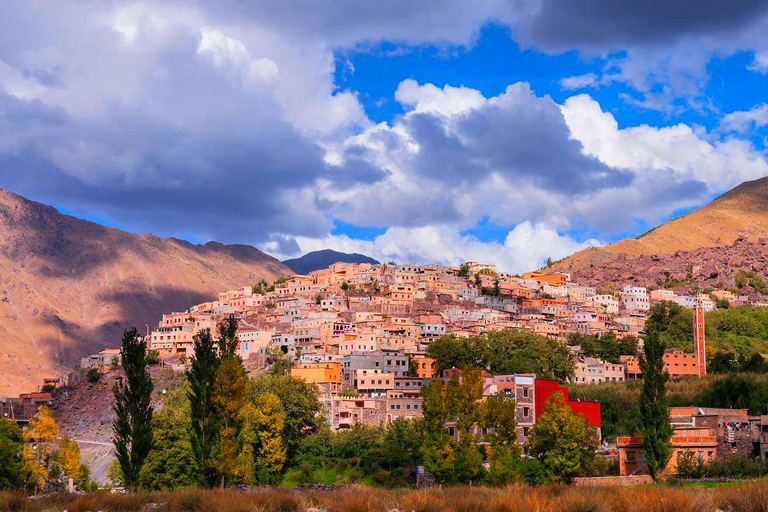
[[565, 236, 768, 299], [554, 176, 768, 274], [0, 190, 290, 396], [282, 249, 380, 275]]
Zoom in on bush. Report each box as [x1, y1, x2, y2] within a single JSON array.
[[146, 350, 160, 365], [704, 453, 768, 479], [86, 367, 101, 383]]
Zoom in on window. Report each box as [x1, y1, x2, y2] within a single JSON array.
[[626, 451, 637, 463], [523, 388, 529, 398], [523, 407, 529, 417]]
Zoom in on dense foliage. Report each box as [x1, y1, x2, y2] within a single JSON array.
[[0, 419, 25, 490], [644, 303, 768, 359], [528, 392, 600, 483], [139, 385, 197, 490], [567, 332, 638, 363], [570, 373, 768, 441], [112, 328, 154, 491], [427, 330, 575, 381], [639, 304, 674, 481]]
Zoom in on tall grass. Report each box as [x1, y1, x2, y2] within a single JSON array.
[[3, 480, 768, 512]]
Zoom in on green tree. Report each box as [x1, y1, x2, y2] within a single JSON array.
[[457, 263, 470, 278], [639, 319, 673, 481], [528, 392, 599, 482], [483, 393, 520, 485], [449, 367, 484, 484], [421, 376, 456, 484], [709, 351, 738, 373], [0, 418, 25, 490], [112, 328, 154, 491], [217, 314, 239, 357], [188, 328, 220, 487], [251, 373, 321, 459], [87, 367, 101, 383], [139, 385, 198, 490]]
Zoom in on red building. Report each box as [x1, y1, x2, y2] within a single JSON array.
[[534, 379, 601, 431]]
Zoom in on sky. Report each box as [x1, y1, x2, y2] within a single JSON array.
[[2, 1, 768, 272]]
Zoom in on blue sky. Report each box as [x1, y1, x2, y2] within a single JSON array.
[[3, 2, 768, 271]]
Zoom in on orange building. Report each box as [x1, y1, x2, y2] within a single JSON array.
[[617, 426, 717, 476], [291, 362, 342, 389], [412, 355, 437, 378], [522, 271, 568, 287], [622, 348, 702, 379]]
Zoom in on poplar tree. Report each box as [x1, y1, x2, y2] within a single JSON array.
[[112, 328, 154, 491], [639, 328, 673, 481], [188, 328, 220, 487]]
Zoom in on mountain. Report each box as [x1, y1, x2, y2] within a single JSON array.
[[0, 190, 291, 396], [282, 249, 380, 274], [554, 176, 768, 274]]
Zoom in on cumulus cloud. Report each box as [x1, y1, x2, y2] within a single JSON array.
[[2, 0, 768, 272], [719, 104, 768, 134], [270, 222, 602, 274]]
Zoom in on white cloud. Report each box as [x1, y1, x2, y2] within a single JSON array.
[[748, 52, 768, 73], [271, 222, 602, 274], [719, 104, 768, 133], [394, 79, 485, 116], [559, 73, 600, 90]]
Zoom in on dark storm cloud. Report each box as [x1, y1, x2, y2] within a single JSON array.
[[402, 85, 633, 194], [516, 0, 768, 51]]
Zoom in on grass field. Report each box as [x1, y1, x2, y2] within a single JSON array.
[[3, 479, 768, 512]]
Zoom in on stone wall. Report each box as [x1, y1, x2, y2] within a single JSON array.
[[572, 475, 654, 487]]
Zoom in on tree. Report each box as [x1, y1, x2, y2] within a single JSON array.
[[427, 330, 575, 382], [188, 328, 220, 487], [217, 314, 239, 357], [448, 367, 484, 484], [483, 393, 520, 485], [23, 406, 60, 493], [742, 353, 767, 373], [638, 323, 673, 481], [709, 351, 738, 374], [421, 376, 456, 484], [87, 367, 101, 383], [528, 392, 599, 483], [53, 437, 83, 481], [251, 373, 321, 459], [112, 328, 154, 491], [250, 393, 287, 484], [457, 263, 470, 278], [0, 418, 26, 490], [212, 355, 249, 488], [139, 385, 198, 490]]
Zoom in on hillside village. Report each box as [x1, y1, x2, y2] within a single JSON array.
[[7, 258, 768, 484]]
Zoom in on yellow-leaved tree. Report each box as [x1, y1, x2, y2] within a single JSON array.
[[23, 405, 60, 493], [253, 392, 286, 485], [54, 437, 83, 481]]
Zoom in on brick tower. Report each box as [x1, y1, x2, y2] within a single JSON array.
[[693, 296, 706, 377]]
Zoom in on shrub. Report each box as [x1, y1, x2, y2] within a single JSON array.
[[86, 367, 101, 383]]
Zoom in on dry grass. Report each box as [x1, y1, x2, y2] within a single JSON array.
[[4, 479, 768, 512]]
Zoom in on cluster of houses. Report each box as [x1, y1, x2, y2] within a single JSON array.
[[140, 261, 730, 439]]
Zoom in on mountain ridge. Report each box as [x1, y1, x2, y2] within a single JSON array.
[[553, 176, 768, 274], [0, 189, 291, 396], [282, 248, 380, 275]]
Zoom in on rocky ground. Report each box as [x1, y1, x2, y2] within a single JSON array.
[[568, 237, 768, 299], [49, 365, 185, 484]]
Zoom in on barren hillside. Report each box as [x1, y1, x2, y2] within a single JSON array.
[[0, 190, 290, 396], [554, 176, 768, 274]]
